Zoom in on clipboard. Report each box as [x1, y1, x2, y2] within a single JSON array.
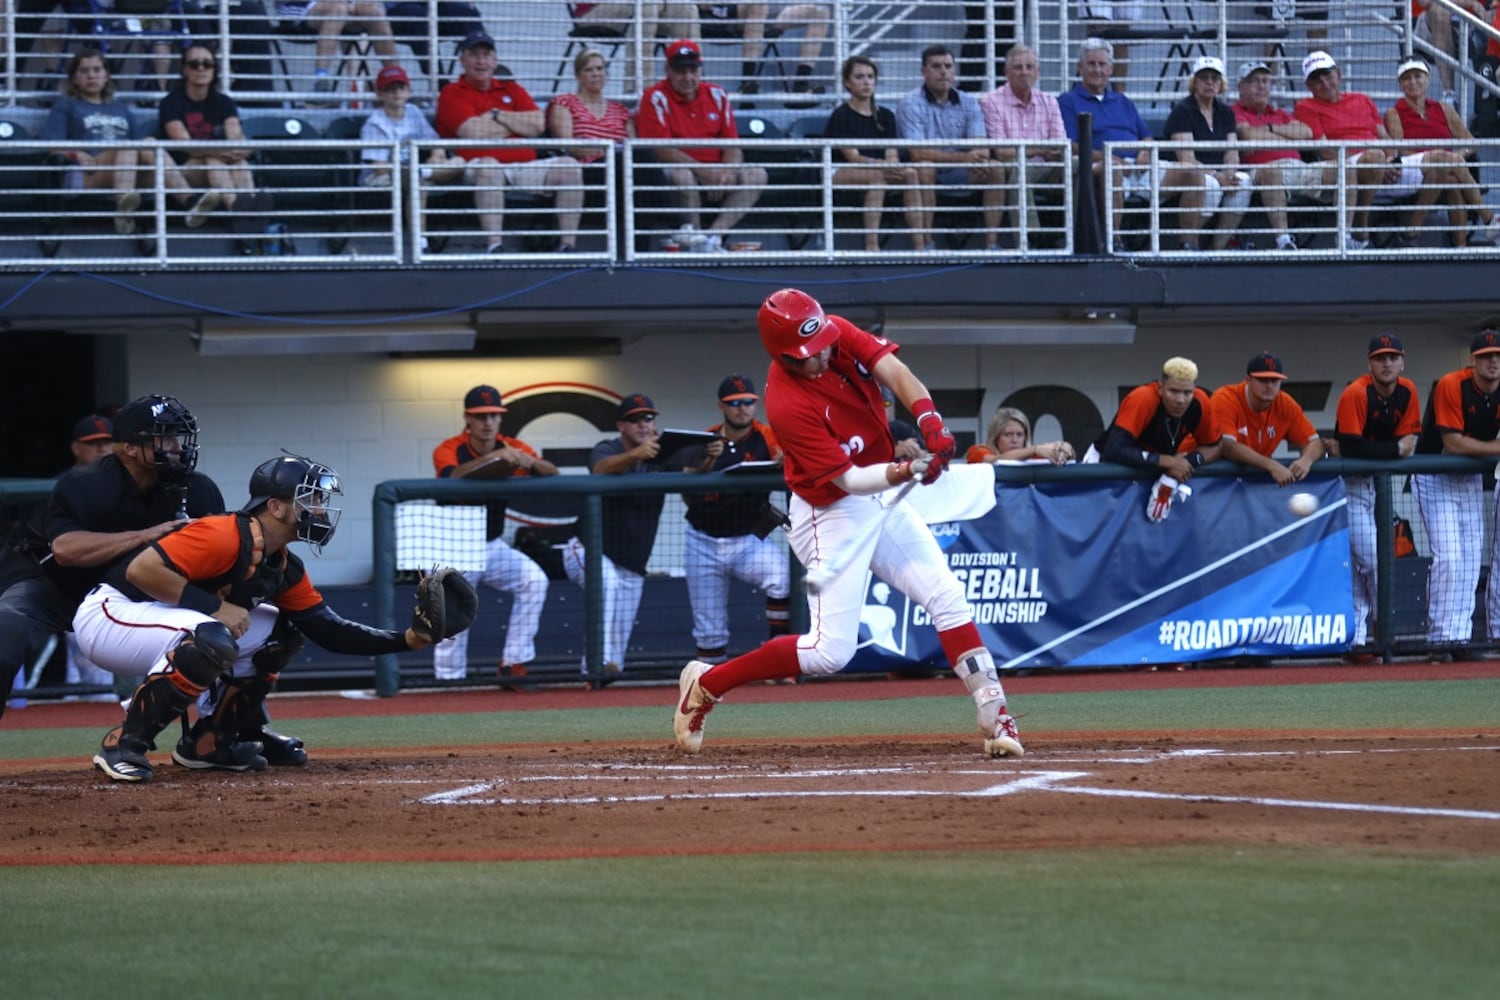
[[462, 454, 518, 480], [722, 459, 781, 476], [655, 428, 718, 466]]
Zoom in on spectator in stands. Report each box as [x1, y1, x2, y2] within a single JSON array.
[[359, 64, 463, 253], [881, 385, 921, 460], [1211, 351, 1324, 485], [434, 31, 584, 254], [40, 49, 159, 236], [561, 392, 680, 679], [1057, 37, 1204, 252], [1412, 0, 1489, 105], [430, 385, 556, 685], [966, 405, 1074, 464], [276, 1, 401, 103], [896, 44, 1005, 251], [1162, 55, 1252, 251], [547, 48, 636, 164], [1293, 50, 1399, 251], [979, 43, 1068, 249], [1412, 329, 1500, 657], [157, 44, 259, 231], [699, 3, 831, 104], [1083, 355, 1223, 482], [384, 2, 485, 63], [680, 374, 790, 664], [1383, 56, 1500, 247], [576, 3, 700, 93], [1231, 58, 1325, 252], [636, 38, 767, 253], [1334, 334, 1421, 651], [824, 54, 924, 252]]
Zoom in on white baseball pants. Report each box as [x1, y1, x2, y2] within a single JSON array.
[[1345, 476, 1377, 646], [562, 537, 644, 670], [683, 524, 789, 652], [1412, 472, 1500, 643], [432, 536, 549, 679]]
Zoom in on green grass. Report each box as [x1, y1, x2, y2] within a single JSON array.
[[4, 678, 1498, 760], [2, 849, 1496, 999]]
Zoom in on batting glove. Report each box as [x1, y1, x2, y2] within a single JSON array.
[[911, 398, 956, 464], [919, 452, 947, 485], [1146, 474, 1177, 523], [894, 456, 932, 483]]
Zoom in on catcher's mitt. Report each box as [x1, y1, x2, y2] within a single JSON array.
[[412, 566, 478, 642]]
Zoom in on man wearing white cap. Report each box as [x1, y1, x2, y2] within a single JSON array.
[[1162, 55, 1252, 251], [1292, 50, 1396, 251], [1231, 59, 1325, 252]]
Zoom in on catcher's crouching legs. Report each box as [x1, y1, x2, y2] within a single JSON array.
[[190, 614, 307, 766], [95, 623, 247, 782]]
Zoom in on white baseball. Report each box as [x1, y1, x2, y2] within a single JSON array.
[[1288, 492, 1319, 517]]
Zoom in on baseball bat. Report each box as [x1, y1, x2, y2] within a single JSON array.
[[804, 479, 919, 595]]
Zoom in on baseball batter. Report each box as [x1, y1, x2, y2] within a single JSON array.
[[673, 288, 1023, 758], [82, 454, 441, 782], [682, 374, 790, 662], [1334, 334, 1420, 648], [1412, 329, 1500, 648]]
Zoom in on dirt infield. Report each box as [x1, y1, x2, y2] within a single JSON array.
[[3, 664, 1498, 866], [2, 735, 1496, 865]]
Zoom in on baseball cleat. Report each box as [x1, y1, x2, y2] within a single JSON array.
[[985, 711, 1024, 758], [172, 737, 269, 772], [673, 660, 717, 754], [93, 732, 156, 783]]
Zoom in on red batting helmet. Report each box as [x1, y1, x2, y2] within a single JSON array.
[[758, 288, 837, 360]]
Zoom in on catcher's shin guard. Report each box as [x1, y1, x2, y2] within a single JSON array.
[[120, 672, 201, 748]]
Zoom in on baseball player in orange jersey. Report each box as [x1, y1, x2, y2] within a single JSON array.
[[1211, 351, 1325, 485], [1412, 330, 1500, 648], [1334, 334, 1421, 648], [673, 288, 1023, 758], [79, 454, 440, 782]]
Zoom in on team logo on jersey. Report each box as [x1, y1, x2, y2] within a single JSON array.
[[840, 435, 866, 457], [798, 317, 822, 338]]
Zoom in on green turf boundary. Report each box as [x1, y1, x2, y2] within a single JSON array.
[[2, 848, 1497, 999], [4, 679, 1498, 760]]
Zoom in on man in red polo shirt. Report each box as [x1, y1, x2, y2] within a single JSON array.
[[434, 31, 583, 254], [1292, 50, 1398, 251], [1231, 59, 1330, 252], [636, 39, 767, 252]]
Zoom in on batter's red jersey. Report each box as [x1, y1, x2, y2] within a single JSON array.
[[764, 316, 899, 506], [1212, 380, 1318, 457], [636, 79, 736, 163], [153, 514, 323, 613], [434, 76, 541, 163]]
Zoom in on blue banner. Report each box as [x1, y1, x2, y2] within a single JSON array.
[[850, 476, 1354, 670]]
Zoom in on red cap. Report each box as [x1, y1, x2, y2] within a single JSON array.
[[375, 65, 410, 90], [666, 39, 702, 68]]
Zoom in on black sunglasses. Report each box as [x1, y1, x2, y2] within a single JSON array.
[[185, 59, 216, 70], [624, 413, 657, 424], [723, 399, 756, 407]]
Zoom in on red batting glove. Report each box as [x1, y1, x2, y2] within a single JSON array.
[[1146, 474, 1177, 523], [919, 451, 948, 485], [911, 398, 955, 463]]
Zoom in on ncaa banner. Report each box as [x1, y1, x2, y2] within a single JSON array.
[[848, 475, 1353, 671]]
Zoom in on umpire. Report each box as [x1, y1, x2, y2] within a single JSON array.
[[682, 375, 791, 663], [0, 395, 222, 721]]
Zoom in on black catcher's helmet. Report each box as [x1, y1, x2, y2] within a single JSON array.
[[111, 394, 199, 482], [241, 452, 343, 555]]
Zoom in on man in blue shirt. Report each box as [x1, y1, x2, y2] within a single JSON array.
[[896, 44, 1005, 251], [1056, 37, 1161, 251]]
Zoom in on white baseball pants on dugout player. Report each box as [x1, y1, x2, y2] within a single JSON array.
[[1412, 472, 1500, 643], [1345, 476, 1378, 647], [789, 489, 970, 675], [73, 583, 281, 712], [431, 536, 549, 679], [683, 525, 789, 653], [562, 537, 643, 670]]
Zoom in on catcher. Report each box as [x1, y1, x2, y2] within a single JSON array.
[[78, 453, 477, 783]]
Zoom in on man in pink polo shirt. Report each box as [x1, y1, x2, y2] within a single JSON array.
[[636, 39, 768, 253], [979, 43, 1067, 247], [1292, 50, 1398, 251]]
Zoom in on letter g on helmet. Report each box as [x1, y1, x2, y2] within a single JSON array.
[[759, 288, 840, 360]]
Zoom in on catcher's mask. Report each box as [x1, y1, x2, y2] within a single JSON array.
[[242, 452, 343, 555], [111, 394, 200, 484]]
